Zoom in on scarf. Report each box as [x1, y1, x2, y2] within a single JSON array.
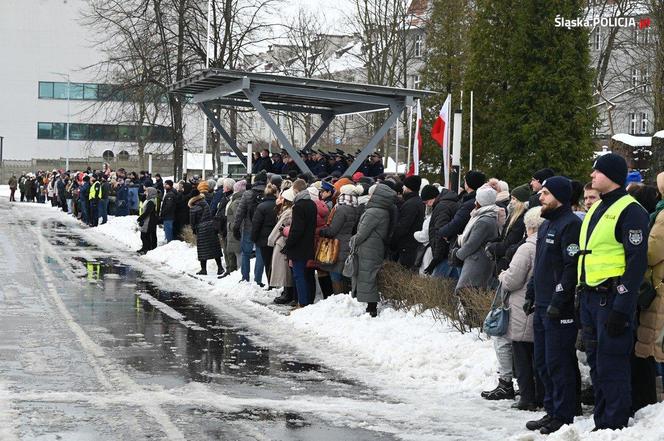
[[651, 200, 664, 228], [458, 204, 497, 246], [337, 193, 358, 207]]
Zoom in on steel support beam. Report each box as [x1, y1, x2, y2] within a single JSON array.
[[191, 77, 250, 104], [332, 103, 385, 116], [253, 84, 397, 107], [345, 103, 405, 175], [244, 89, 312, 175], [302, 113, 334, 152], [198, 103, 247, 167], [209, 98, 331, 115]]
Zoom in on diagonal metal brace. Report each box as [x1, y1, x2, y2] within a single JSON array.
[[198, 103, 247, 167], [244, 89, 312, 175], [302, 113, 334, 152], [345, 103, 405, 175]]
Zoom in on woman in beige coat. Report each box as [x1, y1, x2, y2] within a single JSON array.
[[634, 172, 664, 406], [487, 207, 544, 409], [269, 188, 295, 305]]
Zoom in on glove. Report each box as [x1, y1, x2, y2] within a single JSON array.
[[423, 258, 441, 276], [232, 227, 241, 240], [606, 310, 629, 337], [319, 228, 330, 238], [138, 220, 144, 227], [546, 304, 561, 319], [523, 298, 535, 316]]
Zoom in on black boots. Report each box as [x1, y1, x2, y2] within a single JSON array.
[[539, 418, 565, 435], [481, 378, 515, 400], [526, 414, 552, 431], [511, 400, 539, 411], [274, 287, 293, 305], [318, 275, 333, 299], [197, 260, 207, 275], [366, 302, 377, 317]]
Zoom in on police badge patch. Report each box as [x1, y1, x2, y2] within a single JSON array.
[[566, 244, 580, 256], [628, 230, 643, 245]]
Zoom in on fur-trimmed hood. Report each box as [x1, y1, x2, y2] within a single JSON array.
[[188, 193, 206, 208]]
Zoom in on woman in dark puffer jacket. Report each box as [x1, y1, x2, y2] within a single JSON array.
[[189, 190, 223, 275]]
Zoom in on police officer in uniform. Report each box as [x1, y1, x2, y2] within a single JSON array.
[[88, 174, 102, 227], [524, 176, 581, 434], [577, 153, 649, 431]]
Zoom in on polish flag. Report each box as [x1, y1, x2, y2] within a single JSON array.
[[407, 100, 422, 176], [431, 95, 451, 187]]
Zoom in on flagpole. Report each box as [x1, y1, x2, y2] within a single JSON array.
[[444, 94, 451, 189], [395, 117, 399, 173], [406, 104, 413, 173], [202, 0, 211, 179], [469, 90, 474, 171]]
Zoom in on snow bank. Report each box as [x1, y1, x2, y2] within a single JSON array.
[[7, 195, 664, 440], [612, 133, 652, 147]]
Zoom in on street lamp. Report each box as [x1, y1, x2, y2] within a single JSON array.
[[50, 72, 70, 171]]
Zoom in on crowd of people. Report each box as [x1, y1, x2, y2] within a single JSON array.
[[7, 151, 664, 435]]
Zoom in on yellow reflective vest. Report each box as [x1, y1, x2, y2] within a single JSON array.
[[578, 195, 636, 286]]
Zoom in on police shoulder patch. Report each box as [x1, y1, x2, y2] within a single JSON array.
[[628, 229, 643, 245], [566, 244, 580, 257]]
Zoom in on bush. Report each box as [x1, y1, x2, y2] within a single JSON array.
[[377, 261, 494, 334], [179, 225, 196, 246]]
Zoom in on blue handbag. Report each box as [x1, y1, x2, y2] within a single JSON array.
[[483, 282, 510, 337]]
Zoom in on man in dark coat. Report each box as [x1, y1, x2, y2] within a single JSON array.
[[251, 186, 278, 284], [284, 179, 317, 307], [424, 187, 459, 275], [523, 176, 582, 435], [234, 172, 267, 283], [160, 180, 177, 242], [215, 178, 235, 278], [137, 187, 159, 254], [366, 153, 384, 177], [391, 175, 425, 270], [252, 149, 273, 174], [174, 182, 193, 240], [529, 168, 555, 208]]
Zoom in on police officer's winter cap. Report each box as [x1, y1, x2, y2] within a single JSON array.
[[532, 168, 555, 183], [270, 174, 283, 188], [542, 176, 572, 205], [420, 184, 440, 202], [511, 184, 531, 203], [592, 153, 628, 186], [464, 171, 486, 191], [403, 175, 422, 192]]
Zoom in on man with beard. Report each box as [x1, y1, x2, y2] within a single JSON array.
[[523, 176, 581, 435], [577, 154, 649, 431]]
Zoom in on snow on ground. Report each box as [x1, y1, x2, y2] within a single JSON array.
[[5, 193, 664, 440]]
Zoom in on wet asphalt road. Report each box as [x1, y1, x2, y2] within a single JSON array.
[[0, 201, 397, 441]]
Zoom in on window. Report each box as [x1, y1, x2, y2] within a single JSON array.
[[53, 82, 68, 99], [37, 122, 66, 140], [593, 27, 601, 50], [69, 123, 87, 140], [642, 28, 650, 45], [629, 113, 638, 135], [69, 83, 84, 100], [413, 75, 421, 88], [38, 82, 54, 99], [641, 68, 650, 93], [631, 68, 638, 88], [84, 84, 98, 100], [415, 34, 423, 57], [641, 113, 649, 134]]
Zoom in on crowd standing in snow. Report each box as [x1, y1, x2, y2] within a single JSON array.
[[9, 152, 664, 435]]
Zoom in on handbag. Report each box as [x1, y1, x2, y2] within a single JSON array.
[[483, 282, 511, 337], [315, 237, 340, 265], [342, 237, 357, 278], [315, 206, 340, 265]]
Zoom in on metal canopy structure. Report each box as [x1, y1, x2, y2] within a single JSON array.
[[168, 69, 435, 175]]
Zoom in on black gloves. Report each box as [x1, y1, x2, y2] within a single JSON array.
[[319, 228, 330, 238], [523, 298, 535, 316], [546, 304, 561, 319], [606, 310, 629, 337], [232, 227, 241, 241]]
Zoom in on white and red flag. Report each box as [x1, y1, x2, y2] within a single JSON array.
[[407, 100, 422, 176], [431, 94, 451, 187]]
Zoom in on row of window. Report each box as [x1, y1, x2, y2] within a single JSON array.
[[37, 122, 173, 142], [38, 81, 167, 102], [591, 26, 650, 51], [38, 81, 133, 101]]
